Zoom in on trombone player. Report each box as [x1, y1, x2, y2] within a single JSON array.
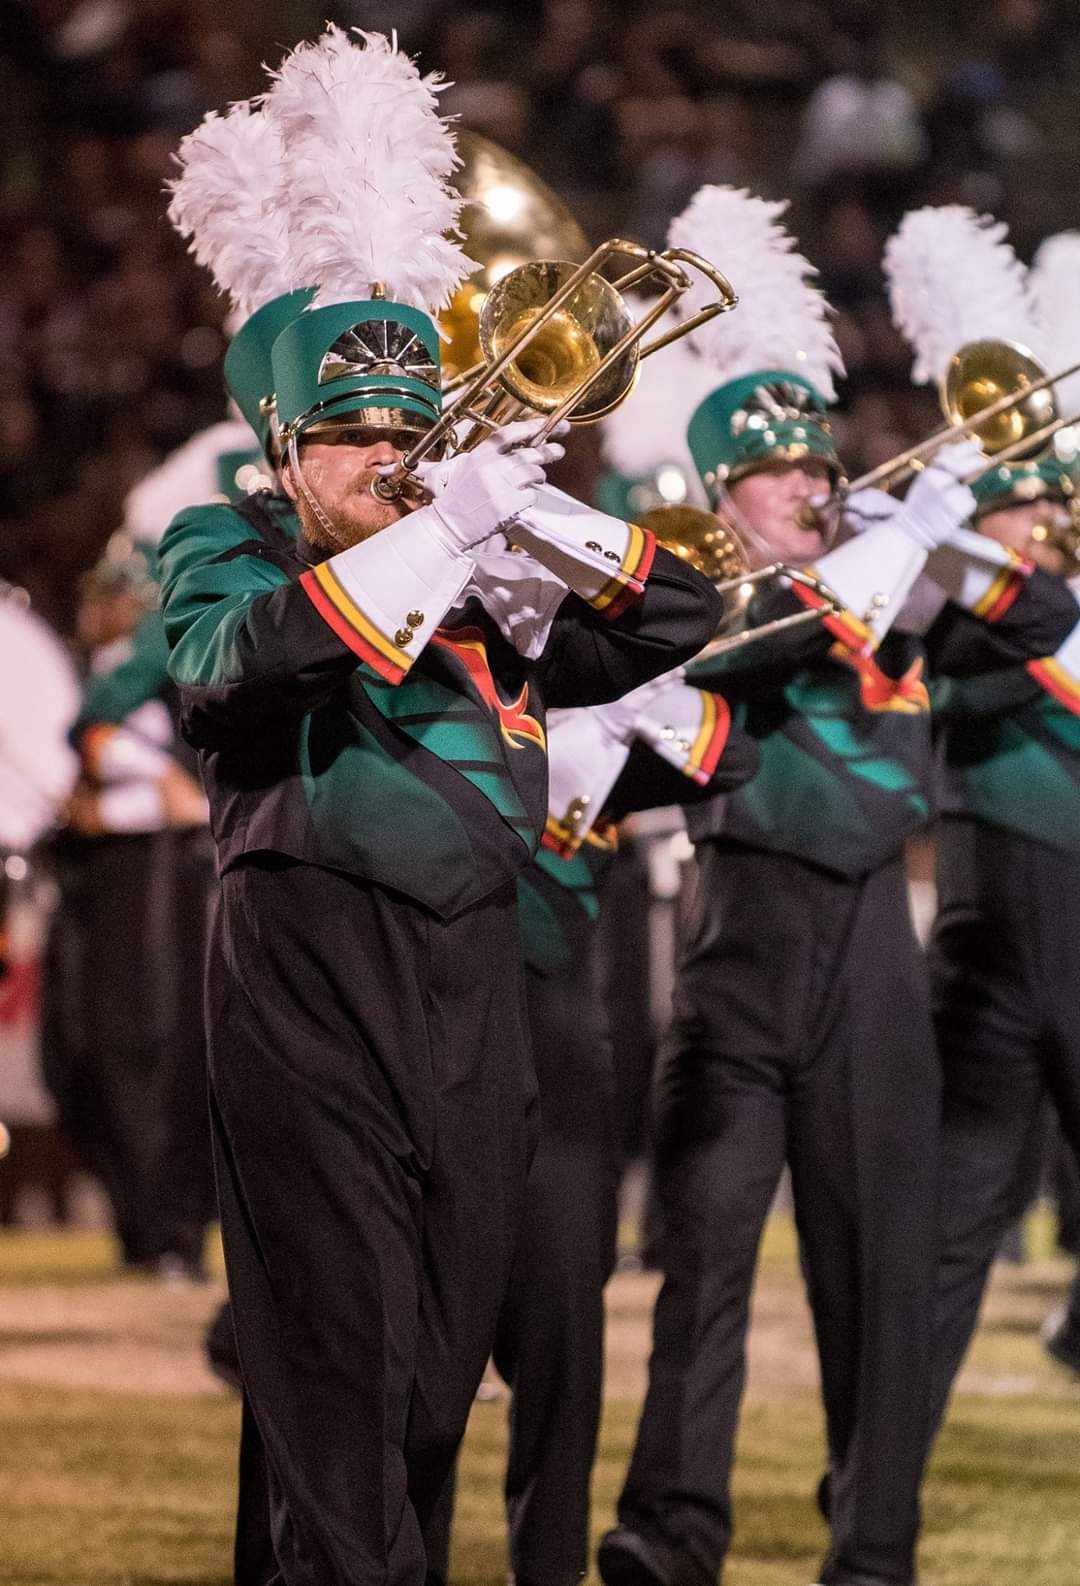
[[599, 188, 1079, 1586], [883, 215, 1080, 1480], [162, 30, 724, 1586]]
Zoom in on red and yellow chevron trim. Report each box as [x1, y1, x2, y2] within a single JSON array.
[[540, 817, 617, 860], [589, 524, 657, 621], [541, 813, 584, 858], [973, 550, 1031, 624], [1027, 655, 1080, 715], [683, 691, 731, 785], [300, 563, 409, 686], [791, 578, 875, 656]]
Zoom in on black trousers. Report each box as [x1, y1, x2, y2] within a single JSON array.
[[925, 817, 1080, 1438], [425, 952, 621, 1586], [617, 844, 940, 1586], [40, 828, 215, 1265], [208, 856, 537, 1586]]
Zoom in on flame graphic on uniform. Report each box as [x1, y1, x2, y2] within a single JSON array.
[[431, 627, 547, 752], [831, 645, 930, 715]]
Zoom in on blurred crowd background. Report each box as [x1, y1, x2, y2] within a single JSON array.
[[5, 0, 1080, 627]]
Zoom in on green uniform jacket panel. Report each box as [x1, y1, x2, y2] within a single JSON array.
[[517, 840, 610, 979], [684, 576, 1078, 879], [933, 604, 1080, 855], [158, 495, 722, 920]]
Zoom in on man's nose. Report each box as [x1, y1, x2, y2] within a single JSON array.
[[368, 440, 402, 465]]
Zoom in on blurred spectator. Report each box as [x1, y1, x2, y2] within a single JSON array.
[[794, 18, 927, 189], [3, 0, 1080, 623]]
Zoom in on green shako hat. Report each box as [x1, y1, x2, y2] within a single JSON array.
[[663, 185, 844, 502], [273, 298, 442, 443], [973, 452, 1078, 515], [688, 369, 841, 492], [224, 290, 316, 455]]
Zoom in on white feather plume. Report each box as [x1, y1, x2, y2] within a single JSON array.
[[262, 26, 472, 315], [166, 101, 295, 318], [666, 186, 843, 400], [884, 205, 1043, 386], [1030, 232, 1080, 412], [600, 324, 715, 492], [123, 421, 258, 544]]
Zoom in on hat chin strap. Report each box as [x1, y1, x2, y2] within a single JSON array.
[[287, 434, 338, 544]]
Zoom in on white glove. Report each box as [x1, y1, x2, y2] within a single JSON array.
[[842, 486, 900, 533], [410, 420, 567, 555], [595, 668, 687, 744], [891, 442, 981, 552]]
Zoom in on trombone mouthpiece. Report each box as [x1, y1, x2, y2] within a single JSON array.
[[371, 472, 407, 503]]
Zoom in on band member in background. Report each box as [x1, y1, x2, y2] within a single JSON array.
[[883, 218, 1080, 1447], [40, 537, 214, 1279], [164, 30, 721, 1585], [426, 668, 759, 1586], [600, 187, 1079, 1586]]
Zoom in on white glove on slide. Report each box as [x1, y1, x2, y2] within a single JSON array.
[[411, 420, 567, 554], [842, 486, 900, 533], [889, 441, 981, 552]]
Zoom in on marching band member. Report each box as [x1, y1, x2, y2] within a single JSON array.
[[599, 188, 1077, 1586], [884, 215, 1080, 1446], [42, 536, 213, 1278], [162, 29, 721, 1586], [426, 666, 759, 1586]]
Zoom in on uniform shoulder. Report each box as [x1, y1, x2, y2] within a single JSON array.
[[159, 494, 296, 585]]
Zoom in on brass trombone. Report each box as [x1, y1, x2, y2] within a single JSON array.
[[638, 504, 845, 660], [845, 340, 1080, 497], [372, 240, 737, 502]]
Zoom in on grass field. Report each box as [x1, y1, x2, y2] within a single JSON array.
[[2, 1217, 1079, 1586]]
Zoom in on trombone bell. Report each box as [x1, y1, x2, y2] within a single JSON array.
[[637, 505, 749, 584], [944, 340, 1056, 457], [481, 262, 639, 421]]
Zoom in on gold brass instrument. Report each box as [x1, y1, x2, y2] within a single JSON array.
[[1028, 497, 1080, 572], [441, 133, 589, 384], [373, 240, 737, 502], [639, 504, 844, 659], [845, 340, 1080, 497]]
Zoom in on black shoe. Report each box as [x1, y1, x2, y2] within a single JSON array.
[[815, 1471, 831, 1520], [1044, 1305, 1080, 1375], [598, 1528, 677, 1586], [813, 1562, 912, 1586]]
